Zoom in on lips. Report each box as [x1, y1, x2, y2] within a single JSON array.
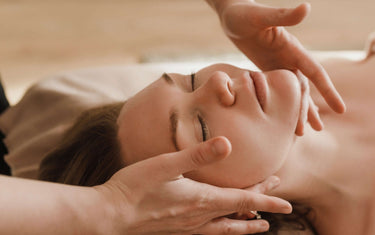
[[249, 71, 268, 111]]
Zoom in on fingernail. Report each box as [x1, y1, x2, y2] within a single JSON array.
[[212, 138, 227, 155], [282, 203, 293, 213]]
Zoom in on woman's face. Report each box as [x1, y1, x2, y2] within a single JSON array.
[[117, 63, 301, 188]]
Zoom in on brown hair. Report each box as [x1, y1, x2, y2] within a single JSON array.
[[38, 102, 125, 186], [37, 101, 315, 234], [259, 205, 316, 234]]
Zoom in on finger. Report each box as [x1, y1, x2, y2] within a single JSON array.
[[228, 212, 251, 220], [230, 211, 259, 220], [308, 97, 324, 131], [242, 176, 281, 221], [244, 176, 281, 194], [294, 46, 346, 113], [212, 188, 292, 216], [253, 2, 310, 27], [194, 217, 270, 235], [136, 136, 231, 182], [295, 71, 309, 136]]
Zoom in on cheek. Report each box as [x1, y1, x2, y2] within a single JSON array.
[[184, 118, 294, 188], [224, 124, 289, 186]]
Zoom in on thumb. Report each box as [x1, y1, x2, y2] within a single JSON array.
[[160, 136, 231, 181], [255, 2, 311, 27], [129, 136, 232, 183]]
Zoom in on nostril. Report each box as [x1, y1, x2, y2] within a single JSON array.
[[227, 79, 235, 96], [208, 71, 236, 106], [226, 80, 236, 105]]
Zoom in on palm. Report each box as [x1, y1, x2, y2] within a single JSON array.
[[221, 3, 308, 71], [218, 1, 345, 126], [236, 27, 305, 71]]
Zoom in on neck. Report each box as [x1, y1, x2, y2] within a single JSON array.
[[270, 126, 341, 208], [269, 125, 375, 234]]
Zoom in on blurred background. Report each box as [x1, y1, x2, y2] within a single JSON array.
[[1, 0, 374, 103]]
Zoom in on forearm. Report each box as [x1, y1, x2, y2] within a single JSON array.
[[0, 176, 114, 235]]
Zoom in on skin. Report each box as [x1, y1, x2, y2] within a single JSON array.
[[267, 54, 375, 235], [0, 1, 350, 234], [206, 0, 346, 114], [3, 55, 368, 235], [117, 44, 375, 234], [0, 139, 292, 235], [117, 63, 304, 188]]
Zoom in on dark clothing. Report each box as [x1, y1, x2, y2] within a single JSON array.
[[0, 75, 10, 175]]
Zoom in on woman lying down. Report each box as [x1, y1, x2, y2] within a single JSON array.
[[39, 44, 375, 234]]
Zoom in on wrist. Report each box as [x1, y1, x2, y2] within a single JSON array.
[[86, 186, 119, 235], [91, 184, 134, 235], [66, 186, 120, 235]]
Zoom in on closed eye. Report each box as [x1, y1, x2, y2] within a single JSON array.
[[190, 73, 208, 141], [198, 115, 208, 141]]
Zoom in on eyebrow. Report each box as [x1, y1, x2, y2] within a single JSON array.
[[162, 73, 175, 85], [169, 108, 180, 151]]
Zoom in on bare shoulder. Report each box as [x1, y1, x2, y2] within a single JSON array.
[[319, 32, 375, 88], [316, 53, 375, 104]]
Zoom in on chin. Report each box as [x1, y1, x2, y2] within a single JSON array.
[[268, 70, 300, 99], [266, 70, 301, 125]]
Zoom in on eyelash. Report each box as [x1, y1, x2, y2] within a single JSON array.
[[198, 115, 208, 141], [190, 73, 209, 142]]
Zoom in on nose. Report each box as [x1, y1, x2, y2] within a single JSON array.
[[198, 71, 235, 106]]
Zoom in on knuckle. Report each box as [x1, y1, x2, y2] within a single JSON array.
[[172, 212, 203, 231], [156, 154, 173, 172], [237, 193, 252, 213], [170, 195, 214, 230], [246, 221, 266, 234], [195, 190, 214, 211], [221, 218, 234, 235], [223, 225, 234, 234], [185, 191, 213, 219], [190, 144, 209, 167]]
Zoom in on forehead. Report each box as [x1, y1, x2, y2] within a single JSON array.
[[117, 78, 178, 164]]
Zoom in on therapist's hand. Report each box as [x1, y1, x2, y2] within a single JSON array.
[[207, 0, 346, 115], [96, 136, 292, 235]]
